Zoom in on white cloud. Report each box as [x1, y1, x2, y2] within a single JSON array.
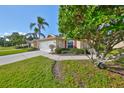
[[0, 35, 4, 37], [18, 32, 26, 35], [2, 31, 27, 36], [4, 32, 11, 36]]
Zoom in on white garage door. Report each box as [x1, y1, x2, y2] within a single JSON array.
[[39, 40, 56, 52]]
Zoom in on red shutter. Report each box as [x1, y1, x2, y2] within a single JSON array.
[[75, 40, 77, 48], [65, 40, 66, 48], [74, 40, 77, 48]]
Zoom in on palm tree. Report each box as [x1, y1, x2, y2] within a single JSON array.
[[30, 17, 49, 39]]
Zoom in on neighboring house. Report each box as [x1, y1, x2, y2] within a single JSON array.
[[31, 35, 124, 52], [114, 41, 124, 49]]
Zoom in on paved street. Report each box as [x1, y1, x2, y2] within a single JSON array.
[[0, 50, 94, 66]]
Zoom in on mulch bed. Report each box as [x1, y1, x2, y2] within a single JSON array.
[[52, 61, 63, 80]]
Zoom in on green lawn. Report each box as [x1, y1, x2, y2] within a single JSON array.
[[0, 47, 37, 56], [0, 56, 124, 88], [0, 46, 15, 50], [0, 56, 57, 88], [112, 57, 124, 66], [59, 60, 124, 88]]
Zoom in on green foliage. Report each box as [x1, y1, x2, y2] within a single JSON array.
[[9, 32, 26, 46], [0, 32, 26, 47], [30, 17, 49, 39], [70, 48, 83, 55], [0, 36, 13, 47], [0, 37, 4, 46], [15, 45, 29, 49], [55, 48, 89, 55], [55, 48, 69, 54], [0, 48, 37, 56], [59, 5, 124, 39], [27, 47, 39, 51], [116, 57, 124, 65], [109, 49, 120, 55], [59, 5, 124, 60]]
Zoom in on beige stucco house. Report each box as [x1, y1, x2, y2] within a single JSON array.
[[31, 35, 124, 52], [31, 35, 89, 52]]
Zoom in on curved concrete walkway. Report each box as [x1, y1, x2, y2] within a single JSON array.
[[40, 51, 94, 61], [0, 50, 93, 66]]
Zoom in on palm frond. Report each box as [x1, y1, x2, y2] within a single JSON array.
[[37, 16, 44, 24], [40, 33, 45, 38], [34, 27, 39, 33], [42, 25, 45, 31], [30, 23, 36, 30], [43, 22, 49, 27]]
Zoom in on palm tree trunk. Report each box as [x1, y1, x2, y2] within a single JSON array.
[[38, 25, 41, 39]]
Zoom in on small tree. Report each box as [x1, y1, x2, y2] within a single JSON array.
[[49, 44, 55, 53], [9, 32, 26, 46], [59, 5, 124, 68]]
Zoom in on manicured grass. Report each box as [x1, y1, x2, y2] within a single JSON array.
[[114, 57, 124, 66], [0, 56, 57, 88], [0, 56, 124, 88], [59, 60, 124, 88], [0, 48, 37, 56]]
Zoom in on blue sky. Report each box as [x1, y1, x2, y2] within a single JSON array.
[[0, 5, 59, 36]]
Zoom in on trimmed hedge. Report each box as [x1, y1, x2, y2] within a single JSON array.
[[70, 48, 83, 55], [27, 47, 39, 51], [55, 48, 90, 55], [15, 45, 29, 49], [55, 48, 70, 54]]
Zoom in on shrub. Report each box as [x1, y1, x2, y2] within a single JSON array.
[[55, 48, 70, 54], [27, 47, 39, 51], [55, 48, 62, 54], [61, 48, 71, 54], [49, 44, 55, 52], [80, 49, 85, 54], [15, 45, 28, 49], [55, 48, 90, 55], [55, 48, 84, 55], [70, 48, 83, 55]]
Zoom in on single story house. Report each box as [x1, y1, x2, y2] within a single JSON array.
[[30, 35, 89, 52], [30, 35, 124, 52]]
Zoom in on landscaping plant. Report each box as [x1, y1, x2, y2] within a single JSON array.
[[59, 5, 124, 68], [49, 44, 55, 53]]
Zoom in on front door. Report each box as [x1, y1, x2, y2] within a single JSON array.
[[67, 40, 73, 48]]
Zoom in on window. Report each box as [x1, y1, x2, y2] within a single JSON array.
[[67, 40, 73, 48]]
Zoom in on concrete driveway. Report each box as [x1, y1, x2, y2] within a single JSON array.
[[0, 51, 41, 65], [0, 50, 93, 66]]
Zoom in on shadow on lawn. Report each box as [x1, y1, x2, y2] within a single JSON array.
[[107, 64, 124, 76]]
